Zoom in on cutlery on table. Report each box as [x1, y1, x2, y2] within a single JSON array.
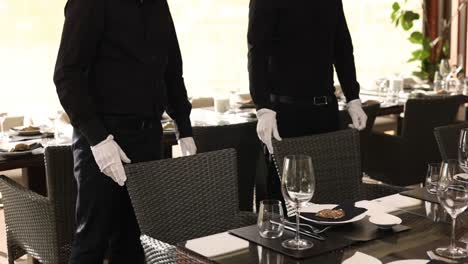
[[284, 220, 332, 234], [270, 220, 325, 241]]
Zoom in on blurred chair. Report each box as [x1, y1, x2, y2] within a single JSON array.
[[272, 129, 404, 205], [190, 97, 214, 109], [434, 122, 468, 161], [340, 101, 380, 173], [193, 122, 261, 211], [366, 95, 463, 186], [0, 146, 76, 264], [1, 116, 27, 187], [125, 149, 256, 246]]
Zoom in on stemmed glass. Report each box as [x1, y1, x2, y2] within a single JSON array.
[[281, 155, 315, 250], [439, 59, 451, 90], [0, 112, 7, 140], [458, 128, 468, 173], [435, 160, 468, 259]]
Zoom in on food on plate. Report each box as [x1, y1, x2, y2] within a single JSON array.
[[163, 122, 175, 130], [20, 126, 40, 132], [10, 143, 31, 152], [316, 209, 345, 219]]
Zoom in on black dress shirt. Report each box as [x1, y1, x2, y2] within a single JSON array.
[[54, 0, 192, 146], [248, 0, 360, 110]]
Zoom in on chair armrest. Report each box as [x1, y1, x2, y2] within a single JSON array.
[[0, 175, 59, 262]]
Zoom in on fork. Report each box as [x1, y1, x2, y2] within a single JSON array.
[[284, 220, 332, 234]]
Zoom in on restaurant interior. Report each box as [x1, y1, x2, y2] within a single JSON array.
[[1, 0, 468, 263]]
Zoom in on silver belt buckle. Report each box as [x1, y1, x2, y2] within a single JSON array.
[[313, 96, 328, 106]]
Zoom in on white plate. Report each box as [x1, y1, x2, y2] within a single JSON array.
[[300, 204, 367, 225], [10, 126, 42, 136], [369, 214, 402, 229], [386, 260, 429, 264]]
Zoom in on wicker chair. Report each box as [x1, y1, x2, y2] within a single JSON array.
[[193, 121, 261, 211], [366, 95, 463, 186], [125, 149, 256, 247], [434, 122, 468, 161], [272, 129, 403, 205], [0, 146, 76, 264], [339, 101, 381, 173]]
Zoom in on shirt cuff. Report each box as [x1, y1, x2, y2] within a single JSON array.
[[79, 117, 109, 146], [174, 115, 193, 139]]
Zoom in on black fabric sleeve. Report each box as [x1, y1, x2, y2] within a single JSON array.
[[247, 0, 278, 110], [334, 0, 360, 103], [53, 0, 108, 146], [164, 5, 193, 139]]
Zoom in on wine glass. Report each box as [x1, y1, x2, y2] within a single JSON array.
[[0, 112, 7, 140], [280, 155, 315, 250], [435, 160, 468, 259], [458, 128, 468, 173]]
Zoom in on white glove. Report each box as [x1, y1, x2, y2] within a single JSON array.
[[178, 137, 197, 156], [347, 99, 367, 131], [91, 135, 131, 186], [256, 108, 282, 154]]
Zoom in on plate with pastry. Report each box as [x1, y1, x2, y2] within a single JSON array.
[[10, 126, 42, 136], [299, 202, 368, 225], [0, 143, 42, 158]]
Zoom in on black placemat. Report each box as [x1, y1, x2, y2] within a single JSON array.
[[229, 225, 354, 259], [229, 219, 411, 259], [400, 187, 439, 204]]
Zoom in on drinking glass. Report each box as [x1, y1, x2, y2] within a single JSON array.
[[281, 155, 315, 250], [435, 160, 468, 259], [439, 59, 451, 80], [0, 112, 7, 140], [258, 200, 284, 239], [458, 128, 468, 173], [425, 163, 441, 194]]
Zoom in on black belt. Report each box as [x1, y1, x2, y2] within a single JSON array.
[[270, 94, 336, 106], [101, 115, 161, 130]]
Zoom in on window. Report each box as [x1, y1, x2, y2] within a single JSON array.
[[0, 0, 422, 114]]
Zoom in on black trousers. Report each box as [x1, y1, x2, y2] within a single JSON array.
[[256, 100, 340, 209], [70, 116, 162, 264]]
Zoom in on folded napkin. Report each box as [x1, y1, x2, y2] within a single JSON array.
[[342, 252, 381, 264], [302, 203, 367, 222]]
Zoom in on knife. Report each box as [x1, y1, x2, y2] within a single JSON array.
[[271, 221, 325, 241]]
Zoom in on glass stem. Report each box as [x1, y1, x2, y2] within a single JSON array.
[[295, 205, 300, 244], [450, 216, 457, 250]]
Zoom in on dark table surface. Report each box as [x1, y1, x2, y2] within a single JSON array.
[[148, 194, 468, 264]]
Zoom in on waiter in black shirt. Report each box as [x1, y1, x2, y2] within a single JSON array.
[[54, 0, 196, 262], [248, 0, 367, 202]]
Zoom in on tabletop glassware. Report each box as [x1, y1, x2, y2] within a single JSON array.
[[281, 155, 315, 250], [425, 163, 441, 194], [435, 160, 468, 259], [458, 128, 468, 173], [0, 112, 8, 140], [439, 59, 451, 80], [258, 200, 284, 239]]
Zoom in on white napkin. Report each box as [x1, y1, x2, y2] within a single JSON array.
[[185, 232, 249, 258], [342, 252, 382, 264]]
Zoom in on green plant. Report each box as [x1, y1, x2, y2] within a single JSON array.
[[391, 0, 437, 80]]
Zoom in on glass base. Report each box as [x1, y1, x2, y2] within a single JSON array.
[[436, 246, 468, 259], [281, 238, 313, 250]]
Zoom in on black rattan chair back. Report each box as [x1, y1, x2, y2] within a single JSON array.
[[125, 149, 240, 245], [193, 121, 260, 212], [434, 122, 468, 161], [272, 129, 361, 204]]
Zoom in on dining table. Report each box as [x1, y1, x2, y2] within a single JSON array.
[[141, 193, 468, 264]]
